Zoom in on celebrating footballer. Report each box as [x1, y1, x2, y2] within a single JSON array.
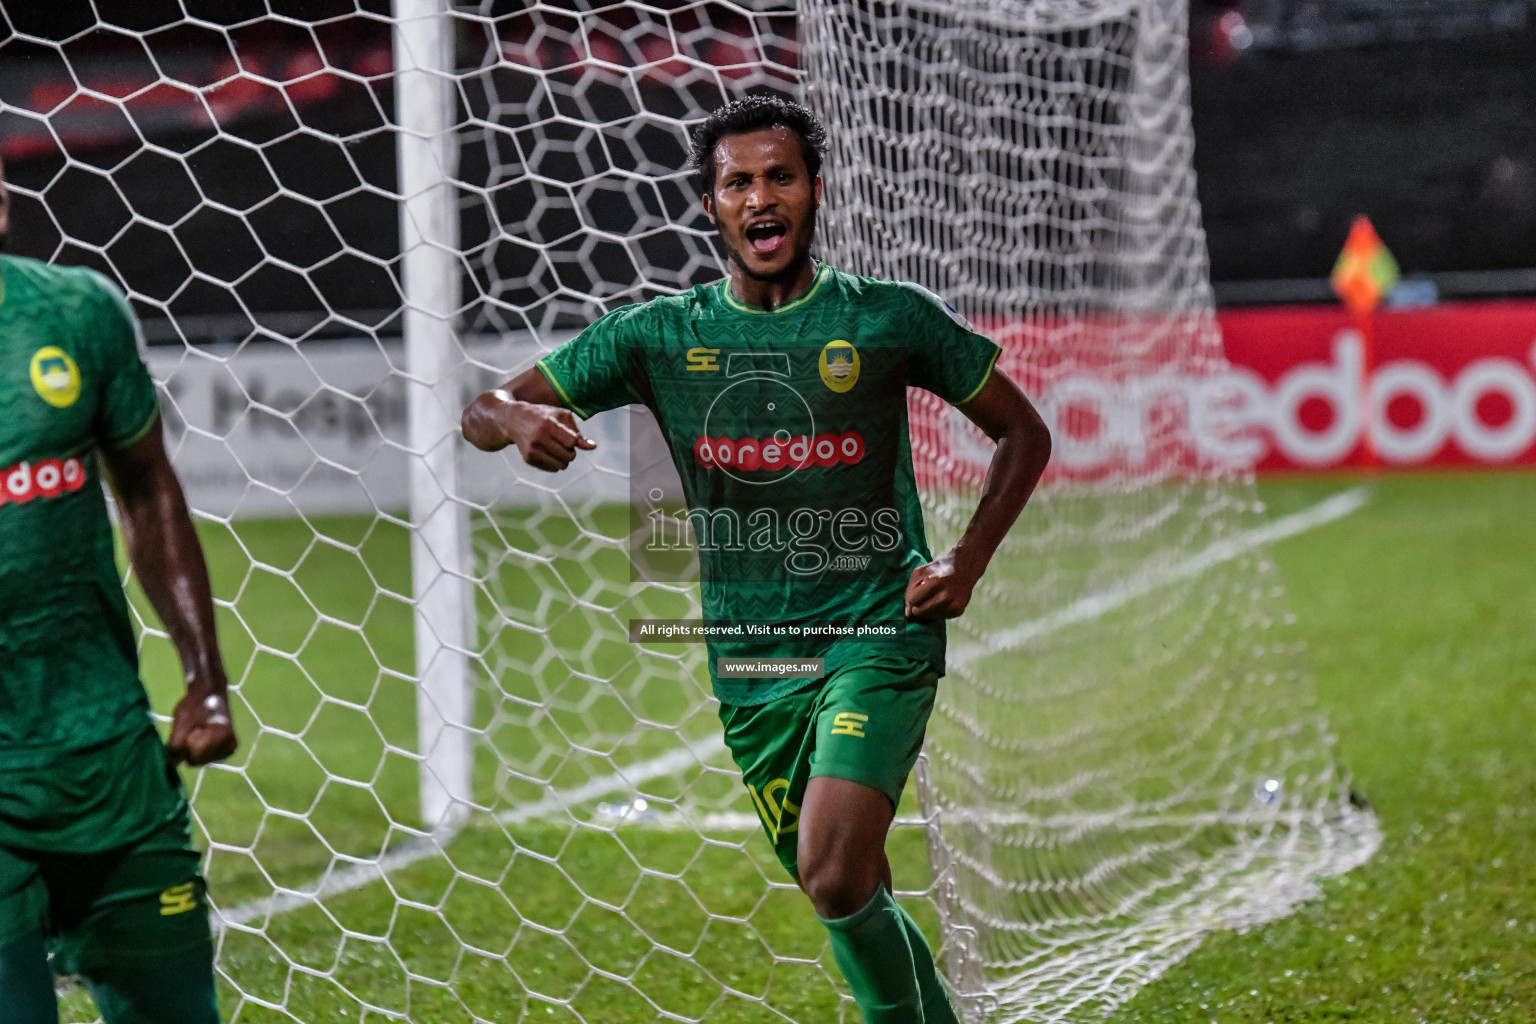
[[463, 96, 1051, 1023]]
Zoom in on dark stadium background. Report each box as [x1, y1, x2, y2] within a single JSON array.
[[1, 0, 1533, 343], [7, 7, 1536, 1021]]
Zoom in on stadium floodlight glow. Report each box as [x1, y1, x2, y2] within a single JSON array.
[[5, 1, 1376, 1021]]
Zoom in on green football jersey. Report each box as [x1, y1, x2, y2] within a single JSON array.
[[0, 255, 161, 769], [537, 262, 1000, 705]]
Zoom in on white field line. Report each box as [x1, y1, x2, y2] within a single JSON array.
[[948, 485, 1372, 669], [212, 824, 462, 931], [494, 735, 730, 827], [592, 805, 1368, 833], [213, 737, 728, 930], [214, 486, 1369, 927]]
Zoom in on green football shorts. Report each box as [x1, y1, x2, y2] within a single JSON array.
[[717, 654, 940, 880], [0, 723, 211, 975]]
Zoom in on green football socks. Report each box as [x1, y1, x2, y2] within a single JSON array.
[[895, 901, 960, 1024], [820, 885, 921, 1022], [819, 885, 959, 1023], [0, 929, 57, 1024], [85, 953, 221, 1024]]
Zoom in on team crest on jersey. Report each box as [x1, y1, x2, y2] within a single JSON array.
[[818, 339, 859, 393], [30, 346, 81, 409]]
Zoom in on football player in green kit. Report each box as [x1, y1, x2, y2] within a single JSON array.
[[0, 156, 237, 1023], [463, 96, 1052, 1023]]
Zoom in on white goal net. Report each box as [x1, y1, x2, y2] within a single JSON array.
[[0, 0, 1374, 1021], [802, 1, 1378, 1018]]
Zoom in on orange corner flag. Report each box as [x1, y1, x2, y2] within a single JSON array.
[[1331, 215, 1400, 316]]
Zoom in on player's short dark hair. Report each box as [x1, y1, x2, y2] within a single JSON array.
[[690, 95, 827, 194]]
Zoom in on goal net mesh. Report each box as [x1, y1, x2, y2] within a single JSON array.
[[0, 0, 1374, 1021], [801, 1, 1378, 1018]]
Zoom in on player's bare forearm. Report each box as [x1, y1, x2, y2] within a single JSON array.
[[103, 420, 224, 688], [101, 418, 237, 766], [461, 366, 596, 471], [949, 370, 1051, 576], [905, 370, 1051, 620]]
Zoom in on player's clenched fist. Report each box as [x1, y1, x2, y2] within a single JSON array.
[[513, 404, 597, 471], [166, 686, 239, 767], [461, 378, 598, 471], [904, 552, 981, 621]]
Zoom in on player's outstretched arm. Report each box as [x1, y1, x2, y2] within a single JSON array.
[[461, 366, 597, 471], [905, 369, 1052, 620], [100, 419, 238, 767]]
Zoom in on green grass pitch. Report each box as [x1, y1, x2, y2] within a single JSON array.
[[62, 472, 1536, 1022]]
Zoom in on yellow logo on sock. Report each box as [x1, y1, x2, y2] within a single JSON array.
[[159, 882, 198, 916]]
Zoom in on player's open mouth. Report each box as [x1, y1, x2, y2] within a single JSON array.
[[745, 221, 788, 255]]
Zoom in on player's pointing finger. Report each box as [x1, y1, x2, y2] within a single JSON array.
[[543, 415, 596, 455], [551, 410, 596, 447]]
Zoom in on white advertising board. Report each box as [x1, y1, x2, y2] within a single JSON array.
[[146, 335, 630, 518]]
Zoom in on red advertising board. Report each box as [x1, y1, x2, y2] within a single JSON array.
[[910, 300, 1536, 490], [1218, 301, 1536, 472]]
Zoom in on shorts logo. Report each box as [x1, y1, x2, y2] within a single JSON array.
[[686, 347, 721, 372], [830, 712, 869, 738], [819, 340, 859, 393], [746, 778, 800, 844], [159, 882, 198, 916], [0, 458, 88, 507], [30, 346, 81, 408]]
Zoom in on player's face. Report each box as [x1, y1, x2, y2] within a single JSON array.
[[703, 127, 821, 282]]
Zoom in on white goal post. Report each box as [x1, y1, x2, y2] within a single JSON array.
[[395, 0, 474, 833]]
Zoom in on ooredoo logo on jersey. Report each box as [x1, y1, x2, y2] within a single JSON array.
[[30, 346, 82, 408], [694, 431, 865, 472], [0, 458, 89, 506]]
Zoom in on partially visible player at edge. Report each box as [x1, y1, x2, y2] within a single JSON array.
[[464, 97, 1051, 1023], [0, 154, 237, 1024]]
